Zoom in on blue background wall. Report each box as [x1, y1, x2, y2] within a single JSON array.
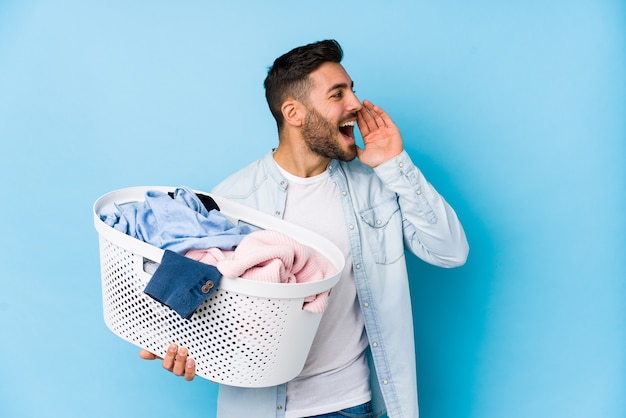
[[1, 1, 624, 417]]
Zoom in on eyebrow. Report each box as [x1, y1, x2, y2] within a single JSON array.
[[326, 81, 354, 94]]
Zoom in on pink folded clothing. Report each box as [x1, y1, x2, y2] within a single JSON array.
[[185, 230, 337, 313]]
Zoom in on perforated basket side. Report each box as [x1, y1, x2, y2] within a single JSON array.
[[99, 235, 322, 387]]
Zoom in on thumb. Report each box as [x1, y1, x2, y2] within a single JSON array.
[[139, 349, 162, 360]]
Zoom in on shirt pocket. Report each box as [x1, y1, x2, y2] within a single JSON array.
[[358, 196, 404, 264]]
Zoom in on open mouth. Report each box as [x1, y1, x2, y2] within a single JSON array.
[[339, 120, 355, 141]]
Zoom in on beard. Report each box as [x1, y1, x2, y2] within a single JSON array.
[[301, 106, 357, 162]]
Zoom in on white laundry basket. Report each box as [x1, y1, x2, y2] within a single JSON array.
[[93, 186, 344, 387]]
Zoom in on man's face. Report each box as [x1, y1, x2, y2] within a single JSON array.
[[301, 62, 362, 161]]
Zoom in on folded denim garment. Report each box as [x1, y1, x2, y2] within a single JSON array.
[[144, 250, 222, 319]]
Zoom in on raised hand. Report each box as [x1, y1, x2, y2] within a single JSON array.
[[356, 100, 404, 167]]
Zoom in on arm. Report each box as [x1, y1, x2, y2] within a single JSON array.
[[375, 150, 468, 266], [356, 100, 469, 267]]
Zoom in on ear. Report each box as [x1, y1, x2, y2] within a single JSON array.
[[281, 99, 305, 127]]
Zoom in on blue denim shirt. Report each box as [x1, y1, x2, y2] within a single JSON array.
[[210, 150, 468, 418]]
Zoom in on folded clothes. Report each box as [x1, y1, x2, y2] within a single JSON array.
[[100, 186, 250, 254], [186, 230, 337, 313], [144, 250, 222, 319], [102, 188, 333, 317]]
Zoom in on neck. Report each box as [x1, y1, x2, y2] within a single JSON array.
[[273, 132, 331, 178]]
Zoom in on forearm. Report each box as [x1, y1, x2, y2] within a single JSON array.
[[374, 150, 469, 267]]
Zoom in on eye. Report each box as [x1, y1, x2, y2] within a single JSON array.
[[331, 91, 343, 99]]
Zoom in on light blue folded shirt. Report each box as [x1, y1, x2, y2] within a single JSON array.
[[100, 186, 250, 254]]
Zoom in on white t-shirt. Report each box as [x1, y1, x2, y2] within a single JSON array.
[[274, 163, 371, 418]]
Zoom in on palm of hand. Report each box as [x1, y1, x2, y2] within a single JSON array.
[[356, 100, 404, 167]]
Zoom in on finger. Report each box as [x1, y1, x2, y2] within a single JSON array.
[[162, 343, 178, 371], [357, 104, 375, 136], [360, 101, 378, 127], [369, 102, 396, 127], [172, 346, 189, 376], [139, 349, 161, 360], [184, 358, 196, 382], [364, 100, 389, 128], [356, 109, 369, 134]]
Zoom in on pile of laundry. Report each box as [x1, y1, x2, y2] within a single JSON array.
[[100, 187, 335, 319]]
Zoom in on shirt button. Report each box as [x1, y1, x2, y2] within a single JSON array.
[[383, 379, 389, 385], [415, 190, 422, 195], [201, 281, 214, 294], [355, 264, 361, 270], [280, 181, 286, 187], [275, 211, 281, 216], [342, 191, 347, 196], [376, 219, 382, 225], [398, 162, 404, 168], [363, 302, 369, 308], [277, 405, 283, 410], [372, 342, 378, 347], [349, 224, 355, 230]]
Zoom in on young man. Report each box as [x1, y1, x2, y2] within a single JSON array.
[[141, 39, 469, 418]]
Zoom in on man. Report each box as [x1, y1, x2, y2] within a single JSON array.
[[141, 39, 468, 418]]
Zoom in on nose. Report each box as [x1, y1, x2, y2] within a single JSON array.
[[347, 91, 362, 113]]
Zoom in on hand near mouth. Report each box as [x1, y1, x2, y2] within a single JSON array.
[[355, 100, 404, 168]]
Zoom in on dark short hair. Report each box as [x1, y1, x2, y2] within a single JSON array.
[[264, 39, 343, 131]]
